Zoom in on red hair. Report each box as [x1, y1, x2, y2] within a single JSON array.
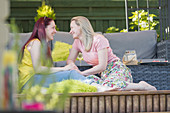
[[19, 17, 53, 64]]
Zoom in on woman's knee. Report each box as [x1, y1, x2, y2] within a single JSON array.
[[69, 70, 86, 80]]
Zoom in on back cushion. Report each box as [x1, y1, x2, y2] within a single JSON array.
[[52, 31, 74, 49], [8, 32, 32, 50], [52, 31, 102, 47], [103, 30, 157, 59], [8, 31, 73, 50]]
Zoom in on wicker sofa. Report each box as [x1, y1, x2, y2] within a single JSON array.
[[8, 30, 170, 90], [51, 30, 170, 90], [9, 30, 170, 112]]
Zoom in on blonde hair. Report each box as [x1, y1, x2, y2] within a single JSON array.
[[71, 16, 94, 51]]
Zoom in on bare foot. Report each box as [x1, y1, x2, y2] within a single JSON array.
[[139, 81, 157, 91]]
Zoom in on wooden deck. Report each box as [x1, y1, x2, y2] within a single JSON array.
[[16, 90, 170, 113], [63, 90, 170, 113]]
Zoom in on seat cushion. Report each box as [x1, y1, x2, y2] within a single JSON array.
[[103, 30, 157, 59]]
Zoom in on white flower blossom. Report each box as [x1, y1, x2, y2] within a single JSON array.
[[147, 16, 153, 22], [132, 17, 137, 21], [165, 27, 169, 33], [141, 10, 145, 13], [123, 29, 128, 32], [138, 13, 141, 18], [139, 21, 147, 28]]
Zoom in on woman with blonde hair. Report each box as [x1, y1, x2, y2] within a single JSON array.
[[18, 17, 115, 92], [67, 16, 156, 91]]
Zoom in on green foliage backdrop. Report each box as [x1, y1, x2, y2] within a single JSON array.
[[9, 0, 159, 33]]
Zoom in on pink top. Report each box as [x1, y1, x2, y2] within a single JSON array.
[[72, 34, 119, 66]]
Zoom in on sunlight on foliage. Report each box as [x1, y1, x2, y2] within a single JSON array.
[[21, 80, 97, 110], [34, 0, 59, 31], [120, 29, 128, 33], [52, 41, 72, 62], [106, 26, 119, 33], [129, 10, 159, 31]]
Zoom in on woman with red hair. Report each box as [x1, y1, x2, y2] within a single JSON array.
[[18, 17, 114, 92]]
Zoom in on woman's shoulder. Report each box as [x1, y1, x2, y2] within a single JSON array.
[[93, 33, 107, 42], [29, 38, 40, 44], [32, 38, 40, 42], [27, 38, 41, 50], [94, 33, 104, 38]]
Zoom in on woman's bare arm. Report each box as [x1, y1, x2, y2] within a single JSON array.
[[79, 48, 108, 76], [28, 40, 73, 73], [66, 48, 79, 70]]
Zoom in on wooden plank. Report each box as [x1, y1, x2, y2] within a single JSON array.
[[95, 20, 103, 32], [71, 97, 77, 113], [105, 96, 112, 113], [49, 0, 158, 8], [153, 95, 159, 112], [49, 1, 125, 7], [116, 19, 126, 31], [133, 95, 139, 112], [10, 1, 41, 8], [55, 8, 88, 14], [64, 98, 71, 113], [103, 20, 109, 33], [92, 97, 98, 113], [68, 91, 170, 97], [160, 95, 166, 112], [119, 96, 125, 113], [91, 20, 96, 31], [85, 97, 91, 113], [10, 0, 159, 33], [126, 96, 132, 113], [167, 95, 170, 111], [20, 20, 29, 33], [78, 97, 84, 113], [56, 20, 64, 31], [112, 96, 119, 113], [108, 20, 116, 27], [99, 96, 105, 113], [146, 95, 153, 112], [65, 20, 70, 32], [140, 95, 146, 112], [55, 12, 124, 17], [28, 20, 35, 32]]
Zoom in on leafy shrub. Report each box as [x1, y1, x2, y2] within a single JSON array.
[[52, 41, 72, 62], [129, 10, 159, 31], [21, 80, 97, 110], [105, 26, 119, 33], [34, 0, 59, 31], [105, 10, 159, 33]]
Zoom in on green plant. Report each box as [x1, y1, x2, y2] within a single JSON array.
[[34, 0, 59, 31], [52, 41, 72, 62], [120, 29, 128, 33], [129, 10, 159, 31], [21, 80, 97, 110], [105, 26, 119, 33]]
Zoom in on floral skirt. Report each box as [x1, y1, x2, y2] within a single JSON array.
[[87, 60, 133, 89]]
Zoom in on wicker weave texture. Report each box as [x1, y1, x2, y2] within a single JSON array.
[[128, 65, 170, 90], [157, 40, 170, 61], [79, 65, 170, 90]]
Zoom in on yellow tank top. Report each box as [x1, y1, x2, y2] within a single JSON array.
[[18, 39, 40, 90]]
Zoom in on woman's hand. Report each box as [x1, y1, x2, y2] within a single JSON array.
[[63, 63, 79, 70]]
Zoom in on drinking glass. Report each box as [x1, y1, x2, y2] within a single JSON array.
[[77, 53, 83, 66]]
